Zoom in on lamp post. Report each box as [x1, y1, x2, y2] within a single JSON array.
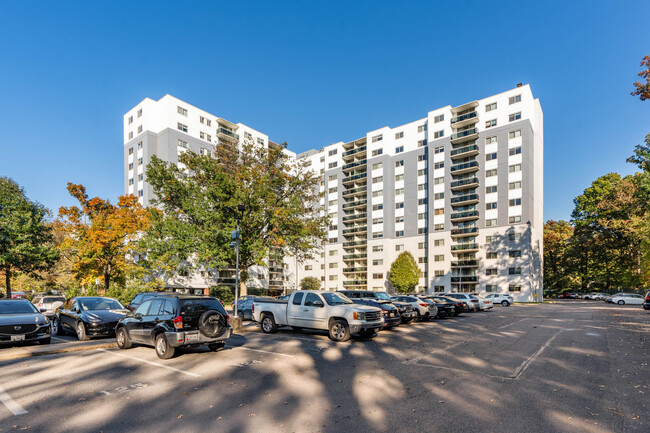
[[225, 205, 245, 315]]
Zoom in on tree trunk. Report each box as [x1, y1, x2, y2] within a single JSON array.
[[4, 268, 11, 299], [104, 273, 110, 295]]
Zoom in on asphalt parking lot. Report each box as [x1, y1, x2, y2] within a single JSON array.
[[0, 301, 647, 433]]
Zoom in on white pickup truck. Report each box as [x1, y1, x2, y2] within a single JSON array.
[[252, 290, 384, 342]]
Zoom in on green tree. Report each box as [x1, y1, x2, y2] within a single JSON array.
[[143, 140, 329, 294], [388, 251, 420, 293], [299, 276, 320, 291], [543, 220, 574, 294], [0, 177, 59, 298]]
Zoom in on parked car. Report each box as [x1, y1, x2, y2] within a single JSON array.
[[443, 293, 478, 312], [339, 290, 410, 324], [31, 295, 65, 318], [428, 298, 456, 318], [252, 290, 383, 342], [0, 299, 51, 346], [127, 292, 168, 312], [116, 293, 232, 359], [485, 293, 514, 307], [230, 296, 260, 309], [235, 298, 255, 320], [54, 296, 129, 340], [610, 293, 645, 305], [475, 295, 494, 310], [391, 301, 418, 323], [643, 291, 650, 310], [351, 299, 400, 329], [390, 295, 438, 321], [430, 296, 465, 315], [10, 291, 27, 299]]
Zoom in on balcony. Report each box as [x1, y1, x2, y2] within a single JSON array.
[[450, 210, 479, 222], [343, 253, 367, 260], [450, 144, 479, 160], [450, 111, 478, 128], [450, 194, 479, 206], [342, 173, 367, 184], [342, 146, 367, 158], [343, 159, 367, 171], [342, 225, 367, 235], [451, 276, 479, 283], [450, 227, 478, 237], [216, 278, 236, 284], [342, 186, 367, 198], [217, 127, 239, 142], [451, 260, 478, 267], [450, 128, 479, 144], [343, 240, 367, 247], [450, 161, 479, 175], [451, 243, 479, 252], [343, 267, 368, 273], [342, 199, 367, 210], [269, 280, 284, 286], [342, 212, 367, 222], [268, 266, 283, 272], [450, 177, 479, 191], [343, 280, 368, 286]]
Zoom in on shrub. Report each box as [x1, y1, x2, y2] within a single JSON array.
[[210, 286, 235, 304], [247, 287, 268, 297], [299, 277, 321, 291]]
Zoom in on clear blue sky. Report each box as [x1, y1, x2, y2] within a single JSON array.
[[1, 0, 648, 221]]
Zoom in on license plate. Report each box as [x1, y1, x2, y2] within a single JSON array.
[[389, 313, 394, 317], [11, 335, 25, 342], [185, 333, 199, 342]]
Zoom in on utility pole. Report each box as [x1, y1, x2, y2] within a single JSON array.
[[226, 204, 245, 316]]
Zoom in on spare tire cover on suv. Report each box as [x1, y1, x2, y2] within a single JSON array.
[[198, 310, 227, 338]]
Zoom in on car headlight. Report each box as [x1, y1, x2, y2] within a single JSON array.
[[353, 312, 366, 321]]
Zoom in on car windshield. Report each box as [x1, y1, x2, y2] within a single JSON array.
[[375, 292, 392, 301], [0, 301, 39, 315], [78, 298, 124, 311], [322, 292, 353, 305]]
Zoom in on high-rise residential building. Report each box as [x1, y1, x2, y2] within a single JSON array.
[[124, 85, 543, 301]]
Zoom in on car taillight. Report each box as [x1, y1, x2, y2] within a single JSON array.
[[38, 303, 43, 308], [252, 304, 254, 313], [419, 303, 428, 307], [226, 314, 230, 326], [173, 316, 183, 330]]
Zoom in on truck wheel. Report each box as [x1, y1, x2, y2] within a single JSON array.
[[155, 334, 175, 359], [328, 319, 350, 342], [358, 329, 377, 339], [261, 314, 278, 334]]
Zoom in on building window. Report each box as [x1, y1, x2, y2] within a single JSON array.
[[177, 106, 188, 116], [432, 162, 442, 170], [373, 259, 383, 265], [304, 265, 313, 271], [138, 174, 143, 181], [137, 158, 143, 166], [418, 154, 426, 162], [373, 245, 384, 252], [328, 237, 338, 243], [434, 177, 444, 185], [328, 187, 338, 194], [486, 268, 497, 276], [509, 112, 522, 122], [418, 198, 428, 205], [434, 239, 444, 246], [329, 162, 337, 169], [395, 160, 404, 168], [395, 146, 404, 153], [486, 152, 497, 161], [395, 202, 404, 209], [372, 190, 383, 198], [372, 273, 384, 279], [329, 250, 338, 256], [320, 156, 325, 163], [418, 257, 427, 264], [418, 184, 427, 191], [485, 119, 497, 128], [486, 202, 497, 210], [434, 208, 444, 215], [396, 230, 404, 237], [395, 174, 404, 181], [372, 149, 383, 157], [329, 275, 338, 281], [434, 192, 444, 200], [509, 233, 522, 241], [509, 164, 522, 173], [329, 262, 338, 269], [509, 198, 522, 207], [395, 216, 404, 223], [128, 178, 134, 185], [434, 255, 444, 262], [418, 242, 426, 249], [508, 267, 522, 275], [128, 131, 133, 139], [509, 284, 521, 292], [486, 169, 497, 177], [373, 204, 383, 211], [138, 190, 143, 197], [434, 146, 444, 154], [372, 163, 383, 171], [418, 213, 427, 220], [418, 124, 427, 133], [418, 227, 428, 234], [395, 188, 404, 196], [137, 125, 142, 134], [509, 250, 522, 258], [486, 285, 497, 292], [486, 102, 497, 112], [328, 174, 337, 181], [328, 200, 337, 207], [509, 147, 522, 156], [509, 130, 522, 139], [434, 130, 444, 139], [396, 244, 405, 251], [434, 114, 444, 123], [128, 115, 133, 124], [486, 219, 498, 227], [372, 176, 383, 184], [509, 181, 522, 190], [372, 134, 383, 142], [328, 149, 337, 156], [137, 142, 143, 150], [486, 252, 498, 259], [509, 216, 522, 224], [128, 163, 134, 170], [177, 123, 188, 132], [137, 109, 142, 117], [434, 270, 444, 277], [418, 168, 428, 176], [128, 148, 133, 155], [257, 137, 265, 145], [395, 131, 404, 139], [434, 224, 444, 231], [509, 94, 521, 105], [486, 136, 497, 144], [485, 235, 495, 243], [486, 186, 497, 194]]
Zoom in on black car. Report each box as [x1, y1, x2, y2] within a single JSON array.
[[54, 296, 129, 340], [430, 296, 465, 316], [115, 294, 232, 359], [0, 299, 51, 346], [429, 299, 456, 318], [643, 291, 650, 310], [235, 298, 255, 320], [127, 292, 169, 312], [392, 301, 417, 324], [351, 299, 401, 329]]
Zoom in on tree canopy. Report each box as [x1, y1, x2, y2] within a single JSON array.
[[0, 177, 59, 298], [299, 276, 321, 291], [388, 251, 420, 293]]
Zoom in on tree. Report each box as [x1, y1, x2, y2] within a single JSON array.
[[631, 55, 650, 101], [388, 251, 420, 293], [543, 220, 574, 294], [58, 183, 150, 293], [0, 177, 59, 298], [143, 140, 328, 294], [299, 276, 320, 291]]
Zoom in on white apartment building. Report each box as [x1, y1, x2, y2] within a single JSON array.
[[124, 85, 543, 301]]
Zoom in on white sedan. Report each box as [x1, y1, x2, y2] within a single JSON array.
[[485, 293, 514, 306], [391, 295, 438, 321], [610, 294, 644, 305]]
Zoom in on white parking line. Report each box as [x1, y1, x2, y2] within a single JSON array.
[[0, 383, 28, 415], [95, 349, 201, 378], [228, 346, 295, 358]]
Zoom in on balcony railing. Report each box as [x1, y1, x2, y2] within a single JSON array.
[[342, 173, 367, 183], [450, 194, 479, 204], [343, 159, 367, 171], [450, 177, 478, 189], [342, 199, 367, 210], [450, 210, 479, 220], [450, 161, 479, 173], [342, 226, 367, 234], [451, 276, 479, 283], [343, 240, 368, 247], [450, 144, 479, 157], [451, 227, 478, 236], [343, 267, 368, 273], [343, 280, 368, 286], [342, 212, 367, 222], [450, 111, 478, 124], [451, 260, 478, 267], [451, 243, 478, 251], [342, 186, 366, 197], [451, 128, 478, 141], [217, 127, 239, 140], [343, 253, 367, 260], [342, 146, 367, 157]]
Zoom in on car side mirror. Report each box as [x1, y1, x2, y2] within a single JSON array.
[[71, 307, 79, 313], [313, 300, 324, 308], [39, 308, 47, 313]]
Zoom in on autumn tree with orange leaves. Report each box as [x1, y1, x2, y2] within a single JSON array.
[[631, 55, 650, 101], [58, 184, 151, 293]]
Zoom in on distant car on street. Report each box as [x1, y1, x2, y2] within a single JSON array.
[[643, 291, 650, 310], [0, 299, 51, 346], [610, 293, 644, 306], [10, 291, 27, 299], [485, 293, 514, 306], [31, 295, 65, 318]]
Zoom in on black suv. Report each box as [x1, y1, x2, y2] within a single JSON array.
[[339, 290, 417, 324], [127, 292, 169, 312], [115, 294, 232, 359]]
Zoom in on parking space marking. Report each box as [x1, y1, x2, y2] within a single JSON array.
[[512, 325, 567, 379], [0, 383, 28, 415], [228, 345, 295, 358], [95, 349, 201, 377]]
